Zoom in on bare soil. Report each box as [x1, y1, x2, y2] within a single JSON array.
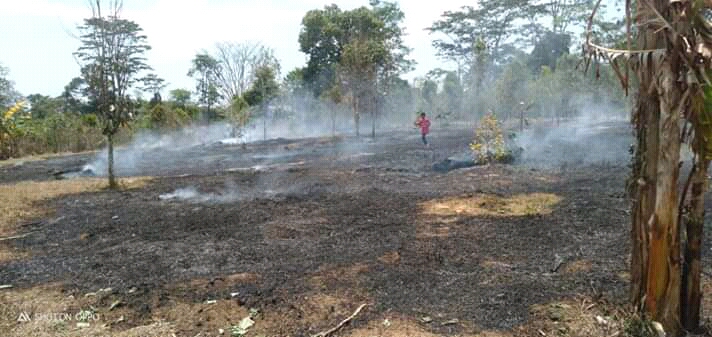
[[0, 122, 710, 337]]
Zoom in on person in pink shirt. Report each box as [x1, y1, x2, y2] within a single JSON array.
[[414, 112, 431, 147]]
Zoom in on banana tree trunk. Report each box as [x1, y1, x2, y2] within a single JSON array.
[[681, 158, 709, 331], [630, 92, 659, 307], [645, 54, 682, 335]]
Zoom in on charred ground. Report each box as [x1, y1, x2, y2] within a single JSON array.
[[0, 121, 709, 336]]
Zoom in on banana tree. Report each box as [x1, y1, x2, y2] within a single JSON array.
[[583, 0, 712, 335], [0, 101, 26, 159]]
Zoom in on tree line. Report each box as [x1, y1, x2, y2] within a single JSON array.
[[1, 0, 626, 167]]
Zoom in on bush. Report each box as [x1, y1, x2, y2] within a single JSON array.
[[2, 110, 104, 158], [469, 112, 519, 164]]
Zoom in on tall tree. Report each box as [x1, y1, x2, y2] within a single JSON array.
[[26, 94, 62, 119], [60, 77, 91, 114], [140, 73, 166, 107], [535, 0, 591, 34], [188, 53, 221, 119], [369, 0, 414, 136], [338, 36, 385, 137], [299, 5, 344, 98], [213, 41, 280, 102], [0, 64, 19, 109], [74, 0, 151, 188], [442, 71, 463, 115], [299, 3, 411, 136], [420, 79, 438, 114], [427, 0, 531, 69], [169, 88, 191, 108], [243, 65, 279, 140], [527, 31, 571, 72], [341, 7, 387, 137]]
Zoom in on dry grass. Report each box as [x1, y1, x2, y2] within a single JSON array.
[[0, 177, 151, 263], [527, 298, 632, 337], [156, 298, 248, 335], [0, 177, 150, 237], [481, 258, 516, 272], [0, 283, 177, 337], [345, 314, 516, 337], [0, 282, 662, 337], [563, 260, 593, 274], [0, 151, 95, 168], [378, 251, 401, 265], [421, 193, 561, 218]]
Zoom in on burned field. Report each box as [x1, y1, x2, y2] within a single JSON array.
[[1, 121, 708, 336]]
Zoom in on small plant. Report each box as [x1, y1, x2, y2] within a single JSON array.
[[469, 112, 513, 164], [623, 315, 658, 337], [0, 100, 28, 159]]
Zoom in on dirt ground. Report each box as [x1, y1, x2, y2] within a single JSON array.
[[0, 121, 710, 337]]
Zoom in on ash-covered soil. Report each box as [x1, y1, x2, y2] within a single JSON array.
[[1, 120, 708, 336]]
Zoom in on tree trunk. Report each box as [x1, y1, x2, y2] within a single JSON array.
[[353, 97, 360, 137], [645, 54, 682, 336], [107, 133, 117, 189], [630, 93, 660, 307], [371, 110, 376, 139], [331, 108, 336, 138], [681, 158, 709, 331], [629, 0, 665, 318], [263, 109, 267, 141], [625, 1, 694, 334]]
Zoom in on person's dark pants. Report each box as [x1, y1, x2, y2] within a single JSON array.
[[421, 133, 428, 145]]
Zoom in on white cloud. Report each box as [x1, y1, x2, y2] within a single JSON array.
[[0, 0, 84, 19], [0, 0, 469, 96]]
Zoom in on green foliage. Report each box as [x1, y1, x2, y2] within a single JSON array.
[[527, 31, 571, 72], [420, 79, 438, 113], [74, 1, 152, 137], [442, 71, 463, 116], [213, 41, 280, 101], [623, 315, 657, 337], [298, 2, 411, 98], [169, 88, 192, 107], [226, 95, 250, 137], [188, 53, 222, 117], [469, 113, 513, 164], [140, 73, 167, 95], [26, 94, 62, 119], [6, 110, 104, 158], [427, 0, 532, 65], [242, 66, 279, 108], [693, 83, 712, 159], [145, 103, 189, 129], [0, 101, 27, 159], [525, 53, 586, 120], [495, 60, 530, 119]]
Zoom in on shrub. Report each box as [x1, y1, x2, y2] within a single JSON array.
[[469, 112, 516, 164]]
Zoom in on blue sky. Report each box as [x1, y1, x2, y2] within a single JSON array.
[[0, 0, 469, 98]]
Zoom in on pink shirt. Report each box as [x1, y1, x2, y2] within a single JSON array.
[[417, 117, 431, 135]]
